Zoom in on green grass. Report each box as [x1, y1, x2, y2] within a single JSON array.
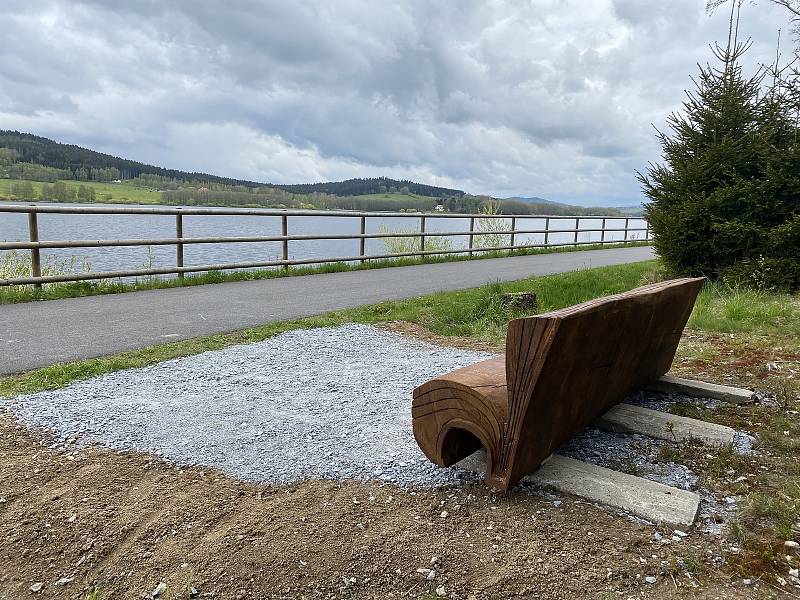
[[0, 178, 163, 204], [689, 284, 800, 337], [0, 241, 650, 304]]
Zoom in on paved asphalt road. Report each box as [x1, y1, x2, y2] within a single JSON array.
[[1, 246, 654, 375]]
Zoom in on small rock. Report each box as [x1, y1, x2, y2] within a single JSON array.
[[30, 583, 43, 593], [54, 577, 74, 586], [440, 510, 449, 518], [427, 570, 436, 581], [743, 578, 752, 585], [673, 530, 688, 538], [645, 576, 657, 585], [190, 588, 199, 597], [435, 585, 447, 597], [786, 540, 799, 549], [791, 568, 799, 578], [68, 513, 77, 523], [430, 556, 440, 566], [152, 582, 167, 597]]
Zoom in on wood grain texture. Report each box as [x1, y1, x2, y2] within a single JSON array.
[[412, 277, 705, 491]]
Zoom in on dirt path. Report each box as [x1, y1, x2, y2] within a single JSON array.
[[0, 414, 760, 600]]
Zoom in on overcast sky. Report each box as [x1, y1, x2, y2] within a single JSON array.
[[0, 1, 792, 206]]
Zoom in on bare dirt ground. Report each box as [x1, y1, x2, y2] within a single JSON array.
[[0, 326, 792, 599]]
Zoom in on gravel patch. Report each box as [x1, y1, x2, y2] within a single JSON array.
[[5, 324, 492, 486]]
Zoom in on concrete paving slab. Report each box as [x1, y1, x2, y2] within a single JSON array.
[[527, 455, 700, 527], [457, 451, 700, 527], [595, 403, 736, 446], [648, 374, 756, 404]]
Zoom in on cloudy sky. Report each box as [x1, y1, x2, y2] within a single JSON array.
[[0, 1, 792, 206]]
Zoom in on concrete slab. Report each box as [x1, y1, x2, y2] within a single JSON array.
[[595, 403, 736, 446], [648, 374, 755, 404], [457, 451, 700, 527], [527, 455, 700, 527]]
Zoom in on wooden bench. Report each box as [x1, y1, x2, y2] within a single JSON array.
[[411, 277, 705, 492]]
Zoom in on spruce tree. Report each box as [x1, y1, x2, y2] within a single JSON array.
[[640, 9, 800, 289]]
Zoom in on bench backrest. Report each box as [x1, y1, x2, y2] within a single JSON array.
[[497, 277, 704, 484]]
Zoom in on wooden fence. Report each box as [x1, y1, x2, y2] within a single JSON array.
[[0, 204, 649, 287]]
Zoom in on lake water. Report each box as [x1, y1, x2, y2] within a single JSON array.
[[0, 202, 647, 277]]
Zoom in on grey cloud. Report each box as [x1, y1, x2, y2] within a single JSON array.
[[0, 0, 793, 205]]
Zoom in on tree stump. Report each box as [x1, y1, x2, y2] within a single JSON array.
[[500, 292, 537, 312]]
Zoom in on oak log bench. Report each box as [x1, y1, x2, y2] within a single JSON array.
[[411, 277, 705, 492]]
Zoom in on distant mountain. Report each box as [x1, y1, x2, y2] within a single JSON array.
[[613, 205, 646, 217], [502, 195, 623, 217], [272, 177, 463, 198], [505, 195, 554, 204]]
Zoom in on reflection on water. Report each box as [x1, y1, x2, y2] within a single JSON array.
[[0, 203, 647, 275]]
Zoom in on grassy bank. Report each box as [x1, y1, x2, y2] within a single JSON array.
[[0, 178, 162, 204], [0, 241, 649, 304]]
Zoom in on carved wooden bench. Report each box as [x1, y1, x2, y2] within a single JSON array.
[[411, 277, 704, 491]]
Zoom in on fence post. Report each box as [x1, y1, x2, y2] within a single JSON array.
[[420, 215, 426, 257], [645, 223, 650, 242], [544, 217, 550, 246], [281, 214, 289, 270], [624, 217, 630, 243], [28, 212, 42, 289], [468, 216, 475, 256], [175, 212, 184, 283], [573, 217, 579, 246], [359, 215, 366, 264], [509, 216, 516, 252]]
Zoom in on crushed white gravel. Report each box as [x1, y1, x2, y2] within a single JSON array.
[[5, 324, 493, 486]]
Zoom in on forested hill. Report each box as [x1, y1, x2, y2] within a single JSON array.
[[0, 130, 264, 187], [0, 131, 463, 198], [272, 177, 463, 198]]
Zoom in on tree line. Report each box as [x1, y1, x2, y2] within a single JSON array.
[[271, 177, 464, 198]]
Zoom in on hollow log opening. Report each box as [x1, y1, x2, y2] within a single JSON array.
[[439, 427, 484, 467]]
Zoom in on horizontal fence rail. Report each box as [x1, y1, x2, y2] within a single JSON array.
[[0, 204, 649, 287]]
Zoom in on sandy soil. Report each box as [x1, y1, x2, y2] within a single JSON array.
[[0, 414, 768, 600]]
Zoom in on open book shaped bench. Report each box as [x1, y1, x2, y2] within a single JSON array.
[[412, 277, 704, 492]]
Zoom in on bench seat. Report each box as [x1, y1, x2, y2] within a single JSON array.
[[411, 277, 705, 491]]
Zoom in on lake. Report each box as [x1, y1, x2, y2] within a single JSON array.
[[0, 202, 648, 277]]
